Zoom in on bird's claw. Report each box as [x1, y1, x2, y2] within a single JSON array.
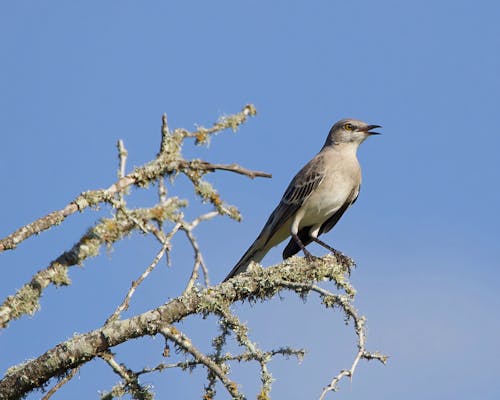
[[331, 249, 354, 266], [303, 249, 319, 262]]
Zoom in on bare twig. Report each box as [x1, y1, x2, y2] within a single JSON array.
[[182, 229, 208, 292], [318, 311, 387, 399], [116, 140, 128, 204], [99, 351, 152, 400], [181, 211, 219, 292], [161, 326, 243, 400], [187, 160, 272, 179], [40, 367, 80, 400], [117, 139, 128, 180], [273, 281, 387, 400], [105, 240, 171, 325]]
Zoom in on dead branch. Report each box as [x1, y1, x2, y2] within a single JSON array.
[[0, 106, 384, 400], [0, 201, 185, 329], [0, 255, 366, 400], [0, 105, 261, 253]]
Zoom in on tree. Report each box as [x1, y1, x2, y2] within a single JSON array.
[[0, 105, 385, 400]]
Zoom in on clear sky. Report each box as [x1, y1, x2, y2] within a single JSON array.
[[1, 1, 499, 399]]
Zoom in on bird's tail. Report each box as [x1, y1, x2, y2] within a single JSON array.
[[223, 239, 268, 282]]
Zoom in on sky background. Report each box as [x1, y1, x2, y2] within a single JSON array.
[[1, 1, 500, 399]]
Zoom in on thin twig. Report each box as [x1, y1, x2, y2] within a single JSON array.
[[182, 228, 207, 292], [105, 241, 170, 325], [116, 140, 128, 203], [274, 281, 387, 400], [117, 140, 128, 180], [189, 161, 272, 179], [100, 351, 135, 384], [159, 113, 170, 154], [110, 199, 158, 237], [135, 346, 304, 376], [40, 367, 80, 400], [99, 351, 151, 399], [161, 326, 243, 400], [181, 211, 218, 292], [105, 217, 182, 325], [158, 179, 168, 204], [217, 307, 275, 397]]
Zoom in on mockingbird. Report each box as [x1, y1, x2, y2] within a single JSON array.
[[223, 118, 380, 282]]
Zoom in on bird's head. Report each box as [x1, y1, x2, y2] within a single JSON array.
[[324, 118, 381, 147]]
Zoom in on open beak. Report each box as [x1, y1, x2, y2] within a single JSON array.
[[360, 124, 382, 135]]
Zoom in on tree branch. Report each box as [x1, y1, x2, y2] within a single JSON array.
[[186, 161, 272, 179], [0, 105, 261, 253], [0, 255, 357, 400], [161, 326, 243, 399], [1, 105, 384, 399], [0, 201, 185, 329]]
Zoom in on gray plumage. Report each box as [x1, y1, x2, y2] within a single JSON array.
[[223, 118, 380, 282]]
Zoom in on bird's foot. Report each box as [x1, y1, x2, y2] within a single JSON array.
[[303, 248, 319, 262], [308, 237, 354, 266], [331, 249, 354, 267]]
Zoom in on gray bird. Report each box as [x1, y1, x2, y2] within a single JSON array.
[[223, 118, 380, 282]]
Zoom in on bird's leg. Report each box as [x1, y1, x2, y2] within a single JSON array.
[[310, 237, 338, 254], [291, 233, 316, 261], [310, 237, 353, 265]]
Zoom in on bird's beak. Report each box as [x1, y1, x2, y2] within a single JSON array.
[[360, 124, 382, 135]]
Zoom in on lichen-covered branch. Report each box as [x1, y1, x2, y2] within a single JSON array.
[[0, 200, 185, 329], [161, 326, 243, 399], [99, 351, 153, 400], [0, 105, 261, 253], [0, 106, 268, 329], [0, 255, 365, 400], [1, 106, 384, 400]]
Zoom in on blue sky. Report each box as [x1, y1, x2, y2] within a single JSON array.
[[1, 1, 499, 399]]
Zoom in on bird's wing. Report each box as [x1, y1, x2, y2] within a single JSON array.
[[223, 156, 325, 281], [264, 156, 326, 244], [318, 185, 360, 235]]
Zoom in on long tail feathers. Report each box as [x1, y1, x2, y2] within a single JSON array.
[[223, 241, 267, 282]]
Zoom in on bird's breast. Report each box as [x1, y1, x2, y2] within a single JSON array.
[[298, 162, 360, 228]]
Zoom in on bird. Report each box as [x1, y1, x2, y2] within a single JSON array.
[[223, 118, 380, 282]]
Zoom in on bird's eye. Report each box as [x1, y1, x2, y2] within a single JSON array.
[[343, 123, 354, 131]]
